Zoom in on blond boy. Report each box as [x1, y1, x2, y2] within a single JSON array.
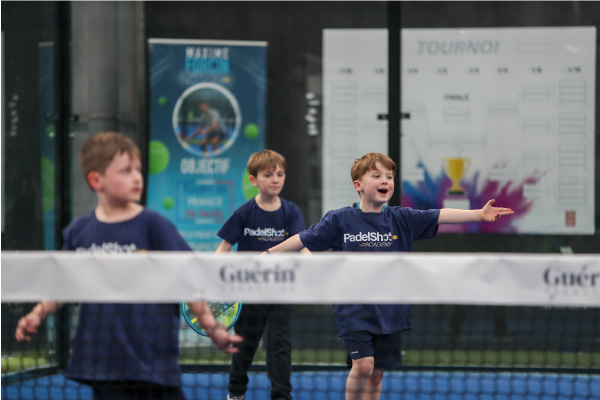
[[15, 132, 242, 400]]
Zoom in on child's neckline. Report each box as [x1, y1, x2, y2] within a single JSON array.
[[94, 205, 144, 224], [254, 196, 282, 212], [353, 202, 386, 213]]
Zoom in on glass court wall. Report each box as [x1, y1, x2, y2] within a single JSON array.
[[2, 1, 599, 397]]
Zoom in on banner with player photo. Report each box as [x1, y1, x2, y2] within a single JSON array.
[[147, 39, 267, 251]]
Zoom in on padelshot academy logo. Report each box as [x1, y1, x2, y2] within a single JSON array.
[[344, 231, 397, 248], [244, 227, 289, 242]]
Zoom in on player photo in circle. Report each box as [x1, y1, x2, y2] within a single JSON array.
[[173, 83, 241, 157]]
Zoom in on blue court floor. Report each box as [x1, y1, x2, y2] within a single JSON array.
[[2, 371, 599, 400]]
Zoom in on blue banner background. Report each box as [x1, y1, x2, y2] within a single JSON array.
[[147, 40, 267, 251]]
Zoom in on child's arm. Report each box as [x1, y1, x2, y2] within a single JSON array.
[[197, 241, 240, 351], [438, 199, 514, 224], [15, 301, 63, 342], [215, 239, 233, 253], [264, 233, 305, 254], [187, 301, 243, 353]]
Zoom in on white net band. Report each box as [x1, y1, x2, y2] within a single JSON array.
[[2, 251, 599, 306]]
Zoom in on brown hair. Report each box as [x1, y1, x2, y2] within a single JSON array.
[[350, 153, 396, 182], [79, 132, 141, 179], [246, 149, 287, 176]]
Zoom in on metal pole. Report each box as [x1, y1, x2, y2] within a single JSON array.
[[387, 1, 401, 206]]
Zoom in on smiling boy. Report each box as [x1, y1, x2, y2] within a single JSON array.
[[265, 152, 514, 400]]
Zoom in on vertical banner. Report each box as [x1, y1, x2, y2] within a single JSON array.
[[147, 39, 267, 251]]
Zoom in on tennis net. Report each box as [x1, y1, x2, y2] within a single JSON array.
[[2, 251, 599, 400]]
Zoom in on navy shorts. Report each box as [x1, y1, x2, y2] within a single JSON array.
[[341, 330, 402, 369]]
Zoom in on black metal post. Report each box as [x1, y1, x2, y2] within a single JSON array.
[[55, 1, 72, 370], [388, 1, 401, 206]]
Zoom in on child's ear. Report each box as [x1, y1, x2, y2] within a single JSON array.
[[87, 171, 102, 191], [248, 174, 258, 187], [353, 180, 362, 193]]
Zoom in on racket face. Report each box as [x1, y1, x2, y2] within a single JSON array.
[[180, 302, 242, 336]]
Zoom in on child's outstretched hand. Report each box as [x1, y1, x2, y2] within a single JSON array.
[[207, 325, 243, 353], [15, 312, 43, 342], [481, 199, 514, 222]]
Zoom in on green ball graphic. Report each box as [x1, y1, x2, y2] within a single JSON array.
[[149, 141, 169, 174], [45, 123, 55, 138], [244, 123, 260, 140], [242, 170, 258, 200], [158, 96, 167, 106], [41, 157, 55, 213], [162, 197, 174, 210]]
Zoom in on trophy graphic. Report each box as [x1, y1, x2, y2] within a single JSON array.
[[443, 157, 470, 196]]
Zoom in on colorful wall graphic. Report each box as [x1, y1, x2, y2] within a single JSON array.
[[147, 39, 267, 250]]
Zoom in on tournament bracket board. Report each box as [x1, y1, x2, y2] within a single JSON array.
[[322, 27, 596, 235]]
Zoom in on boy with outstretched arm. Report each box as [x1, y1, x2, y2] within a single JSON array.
[[15, 132, 242, 400], [265, 153, 514, 400], [216, 150, 309, 400]]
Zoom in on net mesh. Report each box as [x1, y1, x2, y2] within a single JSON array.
[[2, 252, 599, 400]]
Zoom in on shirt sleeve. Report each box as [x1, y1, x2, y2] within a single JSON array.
[[61, 215, 89, 251], [62, 226, 74, 250], [299, 210, 338, 251], [217, 209, 244, 245], [406, 208, 440, 241], [150, 213, 192, 251], [287, 203, 306, 236]]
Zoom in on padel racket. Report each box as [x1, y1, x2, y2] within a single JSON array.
[[180, 302, 242, 336]]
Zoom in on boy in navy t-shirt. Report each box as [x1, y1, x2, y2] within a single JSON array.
[[216, 150, 308, 400], [265, 153, 514, 400], [15, 132, 242, 400]]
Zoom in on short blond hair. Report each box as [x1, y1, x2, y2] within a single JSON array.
[[247, 149, 287, 176], [80, 132, 140, 179], [350, 153, 396, 182]]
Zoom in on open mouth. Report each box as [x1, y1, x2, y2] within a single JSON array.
[[377, 188, 388, 194]]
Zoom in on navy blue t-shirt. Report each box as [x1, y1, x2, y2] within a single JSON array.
[[217, 198, 305, 251], [63, 208, 190, 387], [300, 206, 440, 335]]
